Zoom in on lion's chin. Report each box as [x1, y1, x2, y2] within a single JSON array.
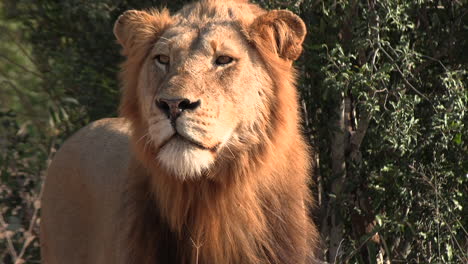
[[157, 137, 215, 180]]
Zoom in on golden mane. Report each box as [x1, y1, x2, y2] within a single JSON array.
[[117, 1, 318, 263]]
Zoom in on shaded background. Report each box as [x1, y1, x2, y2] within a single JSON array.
[[0, 0, 466, 263]]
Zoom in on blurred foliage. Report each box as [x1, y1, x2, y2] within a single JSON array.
[[0, 0, 466, 263]]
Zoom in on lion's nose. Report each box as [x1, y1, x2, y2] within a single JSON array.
[[155, 98, 201, 120]]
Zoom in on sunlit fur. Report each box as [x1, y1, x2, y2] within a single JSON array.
[[115, 0, 318, 263]]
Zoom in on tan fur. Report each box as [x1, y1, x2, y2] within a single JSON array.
[[40, 1, 318, 263]]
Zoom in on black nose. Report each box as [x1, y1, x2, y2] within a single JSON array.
[[155, 98, 201, 120]]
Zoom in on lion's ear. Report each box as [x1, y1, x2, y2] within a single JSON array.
[[249, 10, 306, 61], [113, 9, 171, 55]]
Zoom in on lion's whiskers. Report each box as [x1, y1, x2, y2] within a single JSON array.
[[143, 136, 153, 153]]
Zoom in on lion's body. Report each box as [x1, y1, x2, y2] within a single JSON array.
[[40, 1, 318, 263], [40, 119, 130, 264]]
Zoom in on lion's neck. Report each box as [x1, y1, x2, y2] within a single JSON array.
[[125, 157, 313, 264]]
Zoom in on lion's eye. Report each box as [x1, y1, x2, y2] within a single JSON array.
[[155, 55, 170, 65], [215, 55, 234, 65]]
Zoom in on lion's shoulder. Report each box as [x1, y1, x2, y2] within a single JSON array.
[[45, 117, 133, 198], [52, 117, 132, 174]]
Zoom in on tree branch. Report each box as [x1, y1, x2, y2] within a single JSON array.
[[378, 44, 435, 110]]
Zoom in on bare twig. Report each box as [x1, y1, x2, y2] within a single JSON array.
[[0, 212, 18, 261], [190, 236, 203, 264], [16, 138, 57, 263], [14, 185, 44, 264], [1, 137, 57, 264], [333, 239, 345, 264]]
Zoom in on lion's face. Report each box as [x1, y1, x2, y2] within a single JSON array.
[[138, 23, 272, 178], [114, 1, 306, 180]]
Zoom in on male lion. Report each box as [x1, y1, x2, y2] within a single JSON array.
[[40, 0, 319, 263]]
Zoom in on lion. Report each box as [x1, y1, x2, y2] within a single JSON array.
[[40, 0, 319, 263]]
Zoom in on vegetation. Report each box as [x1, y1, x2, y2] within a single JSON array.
[[1, 0, 466, 263]]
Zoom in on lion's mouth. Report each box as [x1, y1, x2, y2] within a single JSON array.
[[161, 133, 219, 153]]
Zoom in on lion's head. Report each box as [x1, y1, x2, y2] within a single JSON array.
[[114, 0, 306, 180]]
